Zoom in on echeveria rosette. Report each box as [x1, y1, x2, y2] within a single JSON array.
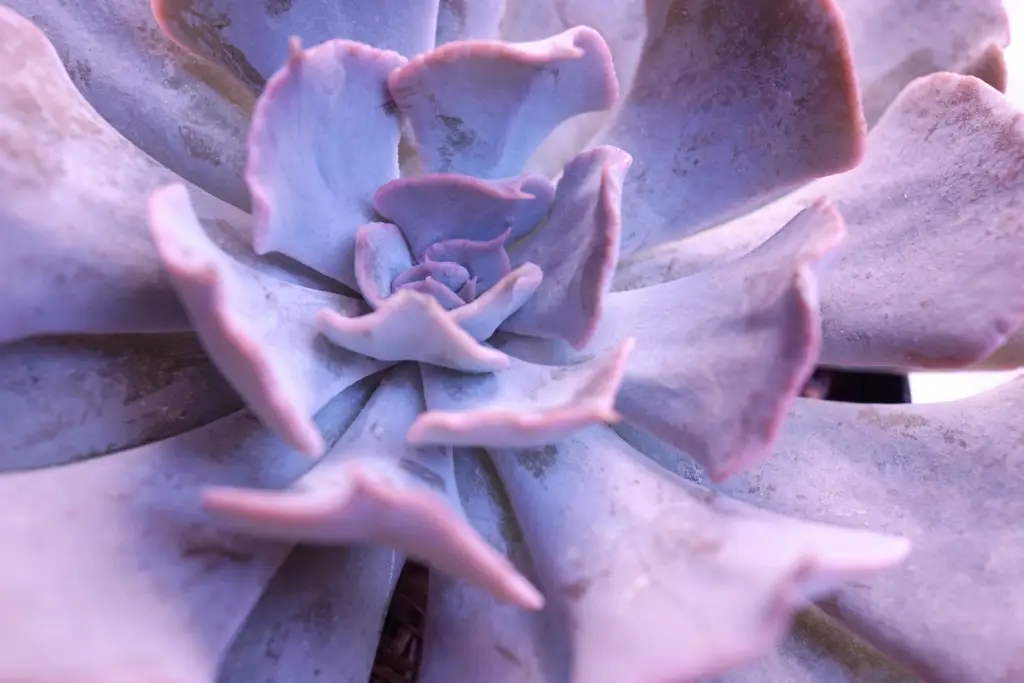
[[1, 2, 1023, 683]]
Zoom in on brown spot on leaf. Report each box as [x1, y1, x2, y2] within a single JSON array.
[[561, 577, 591, 601], [398, 457, 447, 491], [265, 0, 293, 17], [515, 444, 558, 479], [494, 643, 523, 667]]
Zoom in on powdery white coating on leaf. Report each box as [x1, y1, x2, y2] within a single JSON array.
[[203, 366, 545, 611], [503, 146, 631, 349], [729, 377, 1024, 683], [153, 0, 442, 90], [410, 337, 634, 447], [388, 25, 619, 178], [603, 0, 866, 257], [218, 545, 402, 683], [148, 184, 387, 457], [0, 394, 368, 683], [245, 38, 407, 289], [489, 425, 909, 683]]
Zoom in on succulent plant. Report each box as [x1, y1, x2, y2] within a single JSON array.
[[1, 0, 1022, 682]]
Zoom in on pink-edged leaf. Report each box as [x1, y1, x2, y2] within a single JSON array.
[[246, 38, 406, 289], [498, 0, 648, 178], [489, 425, 909, 683], [203, 366, 544, 610], [837, 0, 1010, 125], [154, 0, 440, 91], [601, 0, 864, 256], [0, 334, 239, 472], [373, 173, 555, 258], [318, 289, 511, 372], [410, 338, 634, 447], [506, 199, 844, 479], [420, 449, 567, 683], [726, 379, 1024, 683], [0, 384, 370, 683], [813, 73, 1024, 370], [424, 231, 512, 293], [148, 184, 386, 457], [3, 1, 251, 209], [450, 262, 543, 340], [352, 222, 415, 308], [502, 146, 630, 349], [219, 546, 401, 683], [685, 73, 1024, 370], [388, 26, 619, 178]]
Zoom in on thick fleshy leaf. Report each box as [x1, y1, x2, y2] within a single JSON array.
[[506, 199, 844, 479], [436, 0, 503, 45], [0, 334, 240, 472], [0, 8, 194, 341], [420, 449, 568, 683], [503, 146, 630, 348], [246, 38, 406, 288], [374, 173, 555, 257], [203, 366, 544, 610], [612, 200, 843, 480], [393, 260, 471, 293], [148, 184, 386, 457], [836, 0, 1010, 125], [810, 73, 1024, 370], [388, 26, 618, 178], [0, 384, 370, 683], [425, 232, 512, 293], [450, 263, 544, 340], [3, 1, 251, 209], [318, 289, 511, 373], [410, 338, 634, 447], [353, 222, 415, 308], [601, 0, 864, 256], [728, 378, 1024, 683], [618, 73, 1024, 369], [610, 205, 806, 292], [154, 0, 440, 91], [498, 0, 649, 177], [219, 546, 401, 683], [489, 425, 909, 683]]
